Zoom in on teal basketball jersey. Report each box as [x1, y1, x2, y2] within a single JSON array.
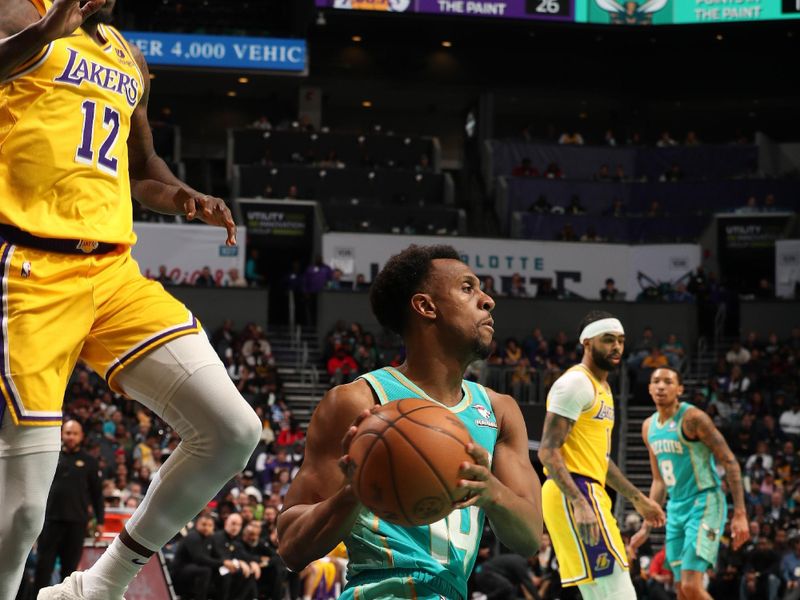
[[346, 367, 499, 600], [647, 402, 721, 502]]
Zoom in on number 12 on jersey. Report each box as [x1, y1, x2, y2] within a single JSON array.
[[75, 100, 121, 177]]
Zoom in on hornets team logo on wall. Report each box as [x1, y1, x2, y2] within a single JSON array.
[[595, 0, 668, 25]]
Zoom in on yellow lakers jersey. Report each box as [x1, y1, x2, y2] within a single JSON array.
[[545, 364, 615, 486], [0, 0, 143, 245]]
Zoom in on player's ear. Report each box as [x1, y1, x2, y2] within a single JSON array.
[[410, 292, 437, 322]]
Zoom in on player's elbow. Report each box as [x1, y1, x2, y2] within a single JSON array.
[[276, 536, 309, 573]]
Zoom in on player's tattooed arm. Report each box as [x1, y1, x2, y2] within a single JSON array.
[[684, 408, 746, 514], [537, 412, 582, 502], [606, 459, 647, 502]]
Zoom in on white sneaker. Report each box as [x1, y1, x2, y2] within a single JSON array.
[[37, 572, 126, 600]]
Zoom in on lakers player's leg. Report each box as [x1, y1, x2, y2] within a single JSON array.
[[74, 333, 261, 599], [0, 421, 60, 599], [576, 562, 636, 600]]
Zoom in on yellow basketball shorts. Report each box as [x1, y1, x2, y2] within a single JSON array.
[[0, 243, 201, 427], [542, 476, 629, 587]]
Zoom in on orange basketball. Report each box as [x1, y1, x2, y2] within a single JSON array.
[[348, 397, 474, 527]]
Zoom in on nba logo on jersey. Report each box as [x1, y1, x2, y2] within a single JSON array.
[[21, 261, 31, 278], [76, 240, 100, 253]]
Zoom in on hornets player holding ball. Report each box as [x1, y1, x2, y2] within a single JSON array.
[[279, 245, 543, 600]]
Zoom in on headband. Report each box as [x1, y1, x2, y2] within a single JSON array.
[[580, 318, 625, 343]]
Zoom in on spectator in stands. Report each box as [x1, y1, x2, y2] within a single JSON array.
[[326, 268, 346, 291], [728, 365, 751, 396], [747, 440, 775, 473], [627, 131, 643, 146], [737, 196, 761, 214], [612, 164, 628, 182], [646, 199, 664, 218], [303, 255, 333, 324], [656, 130, 678, 147], [285, 184, 299, 200], [245, 249, 266, 287], [558, 129, 585, 145], [782, 536, 800, 600], [780, 401, 800, 439], [543, 162, 564, 179], [661, 333, 685, 367], [481, 276, 498, 297], [276, 418, 305, 453], [555, 223, 577, 241], [565, 194, 587, 215], [169, 515, 223, 600], [512, 157, 539, 177], [155, 265, 174, 286], [536, 279, 558, 299], [594, 164, 612, 181], [580, 226, 604, 242], [474, 553, 539, 599], [756, 278, 775, 299], [641, 346, 669, 371], [668, 282, 694, 303], [646, 547, 675, 600], [240, 520, 285, 600], [660, 163, 683, 182], [603, 197, 627, 217], [353, 273, 370, 292], [319, 150, 345, 169], [600, 277, 620, 301], [212, 513, 260, 600], [727, 340, 752, 366], [742, 537, 782, 600], [327, 343, 358, 385], [250, 116, 272, 131], [684, 130, 700, 146], [224, 267, 247, 288], [508, 273, 528, 297], [528, 194, 552, 214], [604, 129, 618, 147], [195, 265, 217, 287], [763, 193, 781, 212]]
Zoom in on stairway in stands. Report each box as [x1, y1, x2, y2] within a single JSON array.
[[268, 325, 329, 428]]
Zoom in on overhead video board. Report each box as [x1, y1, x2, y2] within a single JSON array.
[[580, 0, 800, 25], [316, 0, 800, 24], [314, 0, 574, 22]]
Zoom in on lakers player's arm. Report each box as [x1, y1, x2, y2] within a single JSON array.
[[461, 391, 542, 556], [126, 44, 237, 245], [277, 380, 374, 572], [683, 406, 750, 549], [607, 459, 665, 527], [0, 0, 104, 82]]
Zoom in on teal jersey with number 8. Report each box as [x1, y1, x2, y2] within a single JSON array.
[[345, 367, 499, 600], [647, 402, 721, 502]]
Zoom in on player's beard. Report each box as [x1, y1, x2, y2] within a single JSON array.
[[472, 335, 493, 361], [591, 345, 618, 372]]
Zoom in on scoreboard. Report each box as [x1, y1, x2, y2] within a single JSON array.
[[314, 0, 574, 22], [316, 0, 800, 25]]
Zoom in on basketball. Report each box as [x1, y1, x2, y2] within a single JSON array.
[[348, 398, 475, 527]]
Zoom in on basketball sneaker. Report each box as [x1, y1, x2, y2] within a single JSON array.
[[37, 572, 126, 600]]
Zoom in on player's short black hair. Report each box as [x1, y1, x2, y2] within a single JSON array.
[[369, 244, 462, 336], [577, 310, 617, 339], [651, 365, 683, 385]]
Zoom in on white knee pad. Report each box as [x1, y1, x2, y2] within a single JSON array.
[[115, 333, 261, 550]]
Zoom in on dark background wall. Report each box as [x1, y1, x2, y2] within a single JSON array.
[[739, 301, 800, 336], [170, 287, 270, 333], [319, 291, 698, 346]]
